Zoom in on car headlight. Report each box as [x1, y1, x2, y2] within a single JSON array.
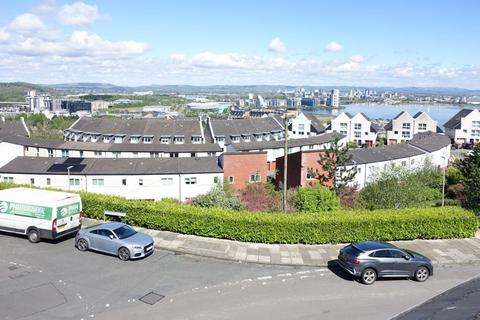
[[132, 246, 143, 250]]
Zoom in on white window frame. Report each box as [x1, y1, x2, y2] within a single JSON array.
[[185, 177, 197, 185], [402, 123, 411, 130], [92, 178, 104, 186], [69, 178, 80, 186], [418, 123, 427, 131]]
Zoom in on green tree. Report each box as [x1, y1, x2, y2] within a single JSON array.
[[458, 143, 480, 213], [317, 136, 357, 195], [192, 184, 243, 211]]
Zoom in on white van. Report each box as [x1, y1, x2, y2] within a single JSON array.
[[0, 188, 83, 243]]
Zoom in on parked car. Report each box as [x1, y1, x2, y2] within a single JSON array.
[[337, 241, 433, 285], [75, 222, 154, 261]]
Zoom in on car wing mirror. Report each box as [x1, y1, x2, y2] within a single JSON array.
[[109, 235, 114, 240], [403, 255, 411, 260]]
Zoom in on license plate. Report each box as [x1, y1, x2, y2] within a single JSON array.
[[145, 245, 153, 252]]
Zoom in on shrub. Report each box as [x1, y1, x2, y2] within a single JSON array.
[[0, 183, 478, 244], [192, 184, 243, 211], [294, 185, 340, 212], [339, 186, 360, 208], [239, 183, 281, 212]]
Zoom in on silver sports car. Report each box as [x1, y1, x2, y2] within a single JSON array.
[[75, 222, 154, 261]]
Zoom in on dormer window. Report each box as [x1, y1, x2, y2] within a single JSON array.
[[82, 134, 90, 142], [114, 135, 125, 143], [191, 136, 203, 144], [253, 133, 262, 141], [242, 134, 251, 142], [130, 135, 141, 144], [173, 135, 184, 144], [215, 136, 225, 143], [103, 135, 113, 143], [231, 135, 240, 143], [143, 135, 153, 144], [90, 134, 101, 142], [160, 136, 170, 144]]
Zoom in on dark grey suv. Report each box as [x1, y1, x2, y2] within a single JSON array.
[[337, 241, 433, 285]]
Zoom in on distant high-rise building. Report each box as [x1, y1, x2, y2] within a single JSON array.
[[26, 90, 52, 113], [329, 89, 340, 108]]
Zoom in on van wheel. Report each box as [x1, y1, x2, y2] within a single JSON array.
[[27, 229, 40, 243], [77, 239, 89, 251], [118, 247, 130, 261]]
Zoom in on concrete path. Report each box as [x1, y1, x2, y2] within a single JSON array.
[[84, 218, 480, 267]]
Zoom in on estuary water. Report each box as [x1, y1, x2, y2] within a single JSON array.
[[308, 103, 479, 125]]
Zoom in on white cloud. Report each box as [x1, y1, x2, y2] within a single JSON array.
[[170, 53, 186, 61], [33, 0, 58, 16], [58, 2, 101, 26], [9, 13, 46, 31], [350, 55, 364, 63], [268, 37, 286, 53], [324, 41, 342, 52], [0, 28, 10, 42]]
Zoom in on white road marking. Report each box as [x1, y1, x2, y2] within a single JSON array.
[[241, 279, 253, 283], [277, 273, 292, 277], [257, 276, 272, 280], [300, 275, 310, 279], [296, 271, 310, 275]]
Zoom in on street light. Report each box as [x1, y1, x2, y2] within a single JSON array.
[[282, 112, 296, 212], [67, 165, 74, 191], [441, 153, 447, 207]]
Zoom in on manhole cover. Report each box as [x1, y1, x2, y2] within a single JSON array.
[[139, 292, 165, 305]]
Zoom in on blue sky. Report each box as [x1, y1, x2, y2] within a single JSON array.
[[0, 0, 479, 87]]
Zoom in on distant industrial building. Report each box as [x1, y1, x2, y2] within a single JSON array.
[[26, 90, 52, 113], [61, 100, 92, 114]]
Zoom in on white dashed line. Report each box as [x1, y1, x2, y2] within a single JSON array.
[[296, 270, 310, 275], [300, 275, 310, 279], [277, 273, 292, 277], [257, 276, 272, 280]]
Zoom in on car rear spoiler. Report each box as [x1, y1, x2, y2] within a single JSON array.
[[351, 243, 365, 252]]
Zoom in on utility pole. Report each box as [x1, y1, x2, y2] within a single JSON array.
[[283, 115, 289, 212]]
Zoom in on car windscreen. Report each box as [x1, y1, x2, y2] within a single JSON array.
[[343, 244, 362, 257], [113, 225, 137, 239]]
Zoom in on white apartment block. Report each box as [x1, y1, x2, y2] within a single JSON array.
[[328, 112, 378, 146], [385, 111, 438, 145], [330, 89, 340, 108], [444, 108, 480, 144]]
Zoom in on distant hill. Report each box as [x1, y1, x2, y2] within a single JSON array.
[[0, 82, 57, 102]]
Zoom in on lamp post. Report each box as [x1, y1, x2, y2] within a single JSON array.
[[441, 153, 447, 207], [282, 112, 295, 212], [67, 165, 74, 191]]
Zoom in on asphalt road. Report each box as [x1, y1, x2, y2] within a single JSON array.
[[1, 232, 479, 320], [394, 277, 480, 320]]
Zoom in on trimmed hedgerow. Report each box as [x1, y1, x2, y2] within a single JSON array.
[[1, 183, 478, 244]]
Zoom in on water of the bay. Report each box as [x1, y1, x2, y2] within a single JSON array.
[[307, 103, 479, 124]]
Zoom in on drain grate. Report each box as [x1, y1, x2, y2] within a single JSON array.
[[139, 292, 165, 305]]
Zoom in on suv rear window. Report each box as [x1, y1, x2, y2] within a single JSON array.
[[343, 244, 362, 257]]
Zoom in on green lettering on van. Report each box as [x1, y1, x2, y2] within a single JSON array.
[[56, 203, 81, 219], [0, 201, 52, 220]]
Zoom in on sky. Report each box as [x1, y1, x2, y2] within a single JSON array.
[[0, 0, 479, 88]]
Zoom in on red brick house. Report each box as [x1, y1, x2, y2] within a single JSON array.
[[220, 151, 268, 191], [275, 150, 332, 189]]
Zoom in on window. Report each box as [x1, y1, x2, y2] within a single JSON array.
[[62, 150, 69, 157], [94, 151, 103, 157], [150, 152, 159, 158], [79, 151, 84, 158], [472, 130, 480, 137], [249, 173, 261, 183], [130, 137, 140, 144], [185, 177, 197, 185], [231, 136, 240, 143], [122, 179, 126, 186], [371, 250, 392, 258], [411, 159, 415, 165], [103, 136, 111, 143], [340, 122, 348, 129], [309, 145, 314, 150], [3, 177, 13, 183], [69, 178, 80, 186], [92, 179, 104, 186], [243, 135, 251, 142], [357, 167, 361, 174], [306, 171, 316, 180], [418, 123, 427, 131], [173, 136, 184, 144], [112, 152, 120, 158], [48, 149, 53, 157], [394, 131, 398, 134], [143, 137, 153, 144], [354, 123, 362, 130], [46, 178, 51, 185], [191, 136, 202, 143], [98, 229, 114, 238], [35, 148, 39, 157], [354, 131, 361, 138], [138, 179, 144, 186], [114, 136, 124, 143], [228, 176, 234, 184], [214, 176, 220, 184], [170, 152, 178, 158], [473, 121, 480, 129], [389, 250, 406, 259], [190, 152, 196, 157], [340, 130, 347, 135], [216, 136, 225, 143], [207, 152, 216, 157], [30, 178, 35, 185], [161, 177, 173, 185], [402, 123, 411, 130], [401, 160, 407, 166], [298, 123, 305, 131], [133, 152, 138, 157], [401, 131, 411, 138]]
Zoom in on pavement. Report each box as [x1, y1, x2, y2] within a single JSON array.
[[84, 218, 480, 267]]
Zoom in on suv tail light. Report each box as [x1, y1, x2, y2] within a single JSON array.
[[79, 211, 84, 221], [351, 258, 360, 265], [52, 218, 57, 231]]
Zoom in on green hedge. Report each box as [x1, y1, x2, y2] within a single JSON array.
[[1, 183, 478, 244]]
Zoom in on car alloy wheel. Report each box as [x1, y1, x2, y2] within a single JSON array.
[[415, 266, 429, 282], [118, 247, 130, 261], [77, 239, 88, 251], [361, 268, 377, 285]]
